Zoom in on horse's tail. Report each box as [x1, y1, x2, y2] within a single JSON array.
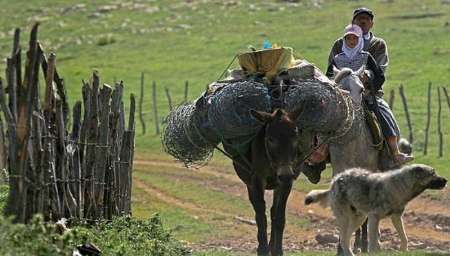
[[304, 189, 330, 207]]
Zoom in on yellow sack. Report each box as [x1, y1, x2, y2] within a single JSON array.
[[237, 47, 295, 83]]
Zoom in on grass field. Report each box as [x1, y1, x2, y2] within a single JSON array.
[[0, 0, 449, 255]]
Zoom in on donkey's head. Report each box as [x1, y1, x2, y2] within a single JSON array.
[[333, 66, 365, 104], [250, 108, 302, 183]]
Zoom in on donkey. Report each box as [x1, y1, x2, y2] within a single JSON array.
[[233, 108, 303, 256]]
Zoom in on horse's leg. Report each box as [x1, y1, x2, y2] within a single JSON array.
[[269, 180, 293, 256], [247, 181, 269, 256], [353, 228, 362, 253], [361, 219, 368, 252]]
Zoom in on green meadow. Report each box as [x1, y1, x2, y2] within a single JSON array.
[[0, 0, 449, 255]]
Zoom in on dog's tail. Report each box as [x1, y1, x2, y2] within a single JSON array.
[[304, 189, 330, 207]]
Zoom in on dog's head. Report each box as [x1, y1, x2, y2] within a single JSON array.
[[408, 164, 447, 190]]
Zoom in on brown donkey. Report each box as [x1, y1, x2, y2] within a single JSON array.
[[233, 108, 302, 256]]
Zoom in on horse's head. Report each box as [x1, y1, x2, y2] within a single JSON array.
[[333, 66, 365, 104], [250, 108, 302, 183]]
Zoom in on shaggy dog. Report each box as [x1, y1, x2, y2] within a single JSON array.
[[305, 164, 447, 256]]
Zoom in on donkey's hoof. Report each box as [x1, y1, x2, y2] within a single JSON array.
[[257, 247, 270, 256]]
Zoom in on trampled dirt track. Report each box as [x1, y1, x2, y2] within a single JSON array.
[[133, 159, 450, 254]]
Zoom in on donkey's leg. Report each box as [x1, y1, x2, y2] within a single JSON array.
[[247, 182, 269, 256], [269, 180, 293, 256]]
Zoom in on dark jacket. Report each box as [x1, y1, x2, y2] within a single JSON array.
[[326, 52, 385, 92]]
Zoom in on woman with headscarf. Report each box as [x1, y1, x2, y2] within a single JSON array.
[[326, 24, 413, 164]]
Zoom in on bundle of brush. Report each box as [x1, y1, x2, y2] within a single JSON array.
[[162, 95, 220, 167], [207, 80, 271, 140], [163, 80, 272, 166], [284, 79, 354, 137]]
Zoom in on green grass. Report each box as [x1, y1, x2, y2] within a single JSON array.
[[0, 0, 449, 255], [0, 0, 448, 168], [132, 178, 222, 243]]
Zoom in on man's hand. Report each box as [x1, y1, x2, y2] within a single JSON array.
[[360, 69, 374, 90]]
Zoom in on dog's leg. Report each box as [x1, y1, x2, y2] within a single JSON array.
[[247, 182, 269, 256], [368, 214, 381, 252], [337, 213, 361, 256], [391, 213, 408, 251]]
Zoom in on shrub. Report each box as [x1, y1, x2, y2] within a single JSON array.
[[0, 214, 190, 256]]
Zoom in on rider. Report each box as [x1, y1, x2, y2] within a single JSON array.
[[301, 8, 413, 184], [326, 24, 384, 91], [328, 23, 413, 164]]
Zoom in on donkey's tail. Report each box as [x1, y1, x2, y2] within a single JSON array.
[[304, 189, 330, 207]]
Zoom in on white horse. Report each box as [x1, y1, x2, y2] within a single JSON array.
[[333, 66, 365, 106], [296, 68, 402, 254]]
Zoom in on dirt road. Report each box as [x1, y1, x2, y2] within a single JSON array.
[[133, 158, 450, 254]]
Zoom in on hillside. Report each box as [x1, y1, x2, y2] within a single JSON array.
[[0, 0, 449, 255]]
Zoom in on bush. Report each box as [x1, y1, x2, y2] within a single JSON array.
[[0, 183, 8, 213], [0, 214, 190, 256], [72, 214, 191, 256]]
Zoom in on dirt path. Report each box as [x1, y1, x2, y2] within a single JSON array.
[[133, 158, 450, 253]]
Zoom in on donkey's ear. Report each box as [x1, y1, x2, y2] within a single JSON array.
[[250, 109, 272, 123], [333, 66, 340, 77]]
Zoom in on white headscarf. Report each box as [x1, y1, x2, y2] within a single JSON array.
[[342, 35, 364, 60]]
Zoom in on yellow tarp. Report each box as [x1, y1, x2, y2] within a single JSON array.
[[237, 47, 295, 83]]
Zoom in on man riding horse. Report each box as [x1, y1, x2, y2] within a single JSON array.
[[302, 7, 414, 184]]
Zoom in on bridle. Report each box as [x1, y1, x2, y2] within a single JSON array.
[[263, 119, 300, 172]]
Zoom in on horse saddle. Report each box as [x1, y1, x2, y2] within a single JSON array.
[[363, 104, 384, 151]]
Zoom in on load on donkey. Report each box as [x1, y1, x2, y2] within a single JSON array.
[[162, 46, 356, 255]]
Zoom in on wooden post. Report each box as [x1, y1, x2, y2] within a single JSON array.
[[443, 86, 450, 112], [139, 72, 146, 135], [152, 81, 160, 135], [388, 88, 395, 109], [70, 101, 82, 218], [11, 23, 41, 223], [184, 80, 189, 103], [56, 99, 77, 218], [398, 84, 413, 145], [165, 87, 173, 111], [108, 83, 123, 218], [437, 87, 443, 157], [126, 94, 135, 214], [0, 117, 6, 170], [83, 72, 99, 219], [93, 84, 112, 219], [423, 82, 432, 155], [0, 79, 20, 219]]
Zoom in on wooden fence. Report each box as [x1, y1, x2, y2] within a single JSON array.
[[1, 23, 135, 223]]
